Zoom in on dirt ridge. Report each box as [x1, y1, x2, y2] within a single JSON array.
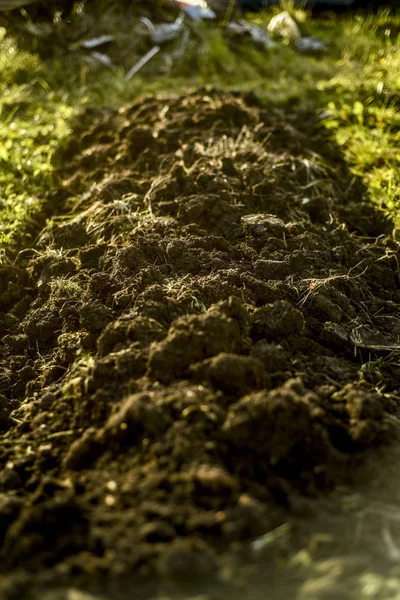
[[0, 89, 399, 594]]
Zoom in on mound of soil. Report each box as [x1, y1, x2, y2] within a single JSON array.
[[0, 0, 178, 64], [0, 89, 400, 596]]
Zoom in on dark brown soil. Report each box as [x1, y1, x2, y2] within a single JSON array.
[[1, 89, 400, 598]]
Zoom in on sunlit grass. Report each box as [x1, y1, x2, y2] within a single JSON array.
[[320, 11, 400, 216], [0, 28, 73, 249], [0, 3, 399, 253]]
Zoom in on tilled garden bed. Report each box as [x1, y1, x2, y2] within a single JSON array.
[[0, 89, 399, 598]]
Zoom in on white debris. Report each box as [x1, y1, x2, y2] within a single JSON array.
[[296, 36, 326, 53], [125, 46, 161, 80], [81, 35, 115, 49], [268, 11, 301, 43], [227, 20, 275, 49], [175, 0, 216, 20], [140, 14, 185, 45]]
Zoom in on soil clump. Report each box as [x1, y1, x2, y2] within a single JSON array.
[[0, 89, 400, 596]]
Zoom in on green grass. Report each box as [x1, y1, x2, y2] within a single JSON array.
[[0, 3, 399, 254], [0, 28, 73, 250], [320, 12, 400, 216]]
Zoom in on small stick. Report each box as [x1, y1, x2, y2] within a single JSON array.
[[125, 45, 160, 81]]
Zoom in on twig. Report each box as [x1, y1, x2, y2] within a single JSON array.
[[125, 46, 161, 81]]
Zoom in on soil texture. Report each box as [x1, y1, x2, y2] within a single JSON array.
[[1, 89, 400, 597]]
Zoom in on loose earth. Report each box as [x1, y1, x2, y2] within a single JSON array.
[[0, 89, 399, 598]]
